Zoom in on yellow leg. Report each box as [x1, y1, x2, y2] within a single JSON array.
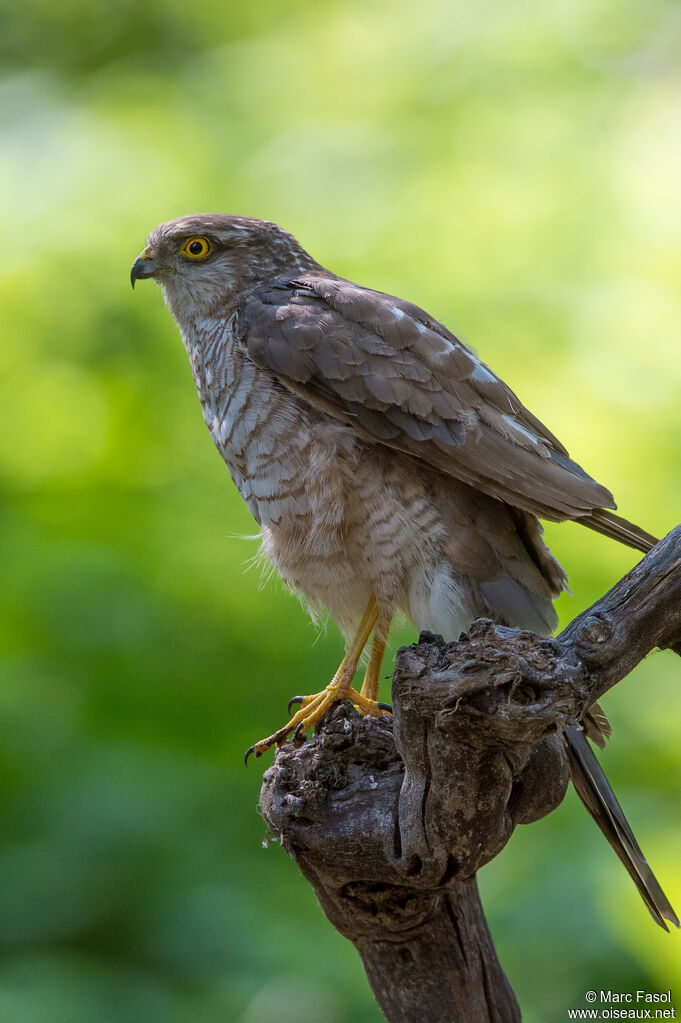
[[245, 596, 390, 762], [359, 624, 390, 703]]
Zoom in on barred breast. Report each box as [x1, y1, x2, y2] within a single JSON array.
[[179, 315, 464, 636], [184, 315, 314, 528]]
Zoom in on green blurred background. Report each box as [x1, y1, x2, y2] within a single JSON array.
[[1, 0, 680, 1019]]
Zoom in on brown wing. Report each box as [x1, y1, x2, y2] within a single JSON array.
[[235, 274, 650, 540]]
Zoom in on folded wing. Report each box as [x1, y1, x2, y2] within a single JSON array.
[[236, 275, 653, 548]]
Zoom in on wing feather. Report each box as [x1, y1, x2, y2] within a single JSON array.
[[237, 275, 617, 523]]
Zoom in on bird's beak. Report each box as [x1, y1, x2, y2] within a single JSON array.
[[130, 246, 158, 289]]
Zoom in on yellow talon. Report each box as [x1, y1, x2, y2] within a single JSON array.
[[244, 597, 392, 762]]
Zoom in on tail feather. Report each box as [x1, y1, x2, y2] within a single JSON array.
[[565, 726, 678, 931], [577, 509, 658, 554]]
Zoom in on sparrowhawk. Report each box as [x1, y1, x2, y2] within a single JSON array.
[[131, 213, 677, 930]]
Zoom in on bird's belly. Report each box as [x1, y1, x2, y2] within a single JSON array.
[[189, 335, 460, 632], [211, 381, 476, 635], [259, 442, 451, 634]]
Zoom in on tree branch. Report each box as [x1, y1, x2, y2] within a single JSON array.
[[259, 525, 681, 1022]]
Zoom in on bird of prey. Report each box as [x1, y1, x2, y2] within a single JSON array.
[[131, 214, 677, 929]]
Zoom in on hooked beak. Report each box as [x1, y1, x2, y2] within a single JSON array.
[[130, 246, 158, 289]]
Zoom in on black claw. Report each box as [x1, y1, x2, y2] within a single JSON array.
[[378, 702, 393, 713], [244, 744, 258, 766], [288, 695, 304, 714], [293, 722, 306, 740]]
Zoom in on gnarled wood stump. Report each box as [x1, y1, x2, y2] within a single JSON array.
[[259, 525, 681, 1022]]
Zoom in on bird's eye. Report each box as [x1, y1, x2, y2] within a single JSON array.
[[181, 236, 212, 259]]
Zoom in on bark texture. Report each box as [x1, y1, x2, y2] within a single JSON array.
[[259, 525, 681, 1023]]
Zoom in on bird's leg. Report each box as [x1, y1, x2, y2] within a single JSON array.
[[245, 596, 390, 761], [358, 619, 391, 705]]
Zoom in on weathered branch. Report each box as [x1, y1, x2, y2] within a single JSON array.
[[259, 525, 681, 1022]]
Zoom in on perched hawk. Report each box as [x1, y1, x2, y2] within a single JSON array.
[[132, 214, 677, 929]]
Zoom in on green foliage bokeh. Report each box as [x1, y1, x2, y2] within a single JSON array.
[[1, 1, 680, 1019]]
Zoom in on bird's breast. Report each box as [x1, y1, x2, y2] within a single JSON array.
[[178, 317, 462, 630], [183, 318, 329, 529]]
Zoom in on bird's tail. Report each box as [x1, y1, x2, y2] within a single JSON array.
[[577, 509, 658, 554], [565, 726, 678, 931]]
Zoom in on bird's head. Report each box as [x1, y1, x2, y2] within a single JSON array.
[[131, 213, 317, 321]]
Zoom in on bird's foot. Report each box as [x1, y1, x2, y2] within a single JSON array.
[[244, 678, 390, 763]]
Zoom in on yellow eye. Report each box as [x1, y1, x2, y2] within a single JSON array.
[[181, 236, 212, 259]]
